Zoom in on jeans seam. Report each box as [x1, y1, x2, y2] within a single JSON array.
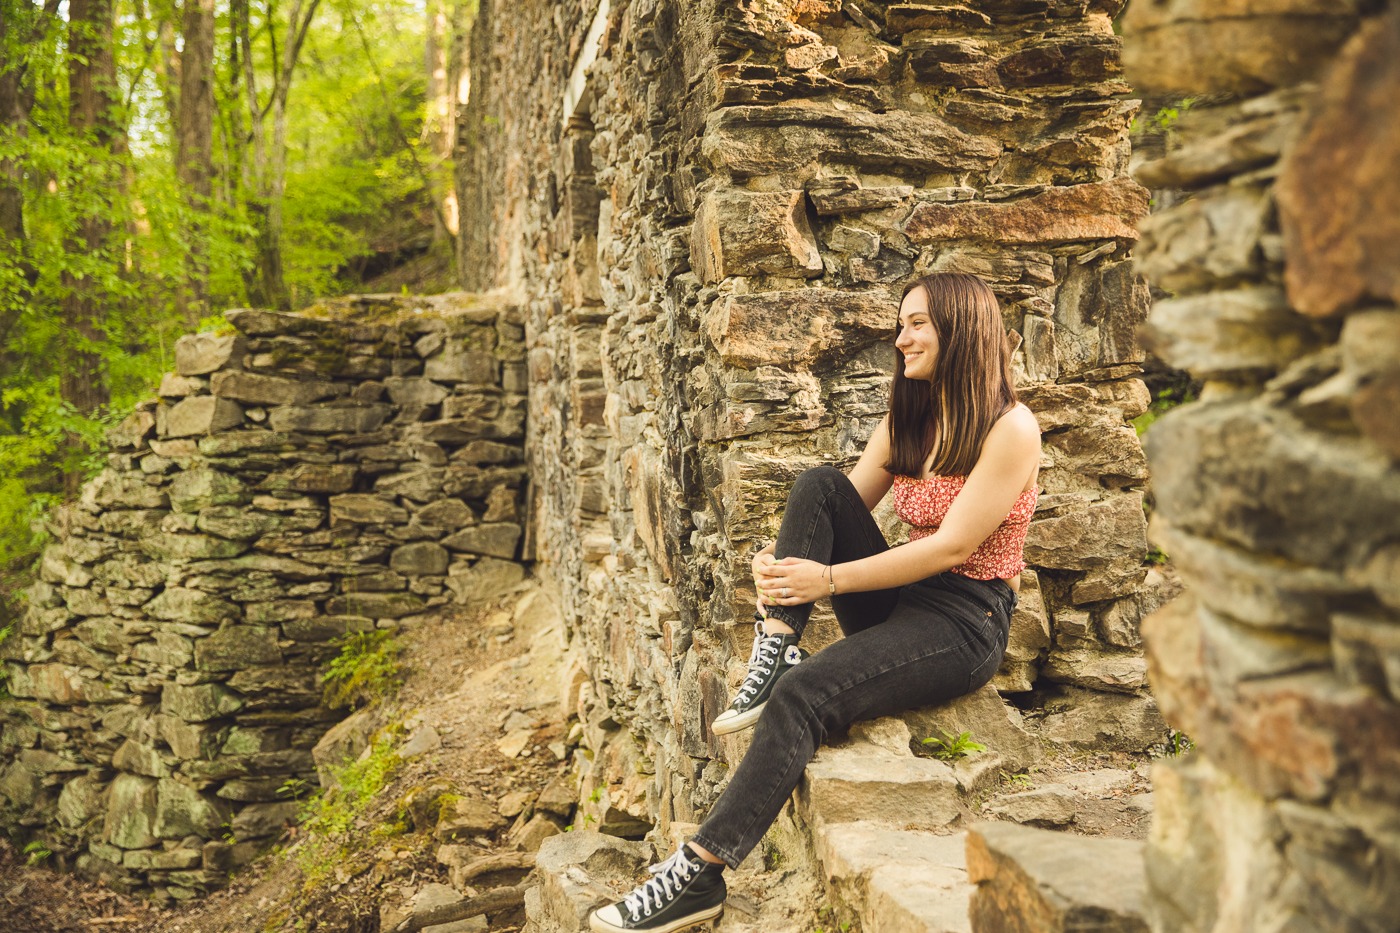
[[697, 625, 996, 866], [966, 635, 1006, 692], [824, 634, 981, 698], [702, 711, 817, 868], [688, 830, 742, 870]]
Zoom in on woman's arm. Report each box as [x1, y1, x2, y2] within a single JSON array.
[[758, 406, 1041, 604]]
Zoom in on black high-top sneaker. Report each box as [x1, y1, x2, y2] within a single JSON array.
[[589, 844, 726, 932], [710, 618, 808, 736]]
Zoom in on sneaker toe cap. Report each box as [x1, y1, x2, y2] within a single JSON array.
[[593, 904, 624, 928]]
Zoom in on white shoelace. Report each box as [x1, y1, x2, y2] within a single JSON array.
[[735, 623, 782, 704], [624, 848, 698, 920]]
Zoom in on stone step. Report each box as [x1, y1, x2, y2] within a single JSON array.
[[788, 694, 1046, 933], [524, 831, 650, 932], [814, 822, 972, 933], [965, 822, 1148, 933], [798, 741, 965, 832]]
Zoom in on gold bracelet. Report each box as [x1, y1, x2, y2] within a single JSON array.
[[827, 565, 836, 596]]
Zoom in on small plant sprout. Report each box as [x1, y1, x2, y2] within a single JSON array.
[[921, 730, 987, 761], [23, 840, 51, 866], [278, 777, 311, 803]]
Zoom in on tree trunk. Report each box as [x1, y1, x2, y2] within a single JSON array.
[[263, 81, 290, 310], [243, 0, 321, 311], [426, 0, 457, 241], [224, 0, 246, 213], [234, 0, 266, 305], [60, 0, 118, 494], [0, 0, 51, 351], [458, 0, 491, 290], [175, 0, 216, 326]]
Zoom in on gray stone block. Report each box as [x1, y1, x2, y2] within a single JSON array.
[[967, 822, 1148, 933]]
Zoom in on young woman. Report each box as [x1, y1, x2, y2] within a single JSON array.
[[589, 272, 1042, 933]]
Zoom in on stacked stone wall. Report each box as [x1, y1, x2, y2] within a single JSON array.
[[459, 0, 1168, 845], [1123, 2, 1400, 930], [0, 293, 527, 901]]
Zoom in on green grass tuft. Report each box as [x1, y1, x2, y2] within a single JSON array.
[[320, 630, 403, 711]]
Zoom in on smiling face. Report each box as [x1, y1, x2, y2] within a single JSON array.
[[895, 286, 940, 382]]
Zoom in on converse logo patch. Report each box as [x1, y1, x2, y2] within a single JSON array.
[[784, 645, 803, 665]]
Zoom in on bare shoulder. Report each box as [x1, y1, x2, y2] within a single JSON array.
[[992, 403, 1041, 442]]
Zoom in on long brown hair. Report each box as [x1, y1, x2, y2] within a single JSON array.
[[885, 273, 1017, 478]]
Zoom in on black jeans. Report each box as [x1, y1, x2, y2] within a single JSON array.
[[690, 466, 1015, 868]]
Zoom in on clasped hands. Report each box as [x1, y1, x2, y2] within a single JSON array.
[[751, 542, 832, 611]]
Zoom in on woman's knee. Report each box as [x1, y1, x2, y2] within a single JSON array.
[[790, 465, 847, 499]]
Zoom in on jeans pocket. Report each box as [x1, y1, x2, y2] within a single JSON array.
[[965, 610, 1003, 693]]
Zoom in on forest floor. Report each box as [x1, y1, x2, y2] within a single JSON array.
[[2, 567, 1183, 933]]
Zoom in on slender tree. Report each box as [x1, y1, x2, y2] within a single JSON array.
[[424, 0, 455, 241], [175, 0, 216, 326], [59, 0, 120, 493], [238, 0, 322, 310], [0, 0, 58, 359]]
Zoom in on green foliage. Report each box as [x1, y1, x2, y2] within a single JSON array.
[[1002, 770, 1034, 790], [292, 725, 406, 888], [814, 903, 856, 933], [1130, 97, 1199, 139], [1148, 729, 1195, 759], [320, 630, 404, 710], [278, 777, 313, 806], [23, 840, 52, 866], [1, 0, 448, 572], [1131, 385, 1198, 436], [921, 730, 988, 761]]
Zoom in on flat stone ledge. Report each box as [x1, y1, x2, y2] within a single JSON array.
[[966, 822, 1148, 933], [816, 823, 973, 933]]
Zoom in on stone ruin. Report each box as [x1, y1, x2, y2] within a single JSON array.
[[461, 0, 1161, 858], [3, 0, 1170, 916], [5, 0, 1397, 929], [462, 0, 1400, 930], [1122, 0, 1400, 930], [938, 2, 1400, 931], [0, 294, 528, 900]]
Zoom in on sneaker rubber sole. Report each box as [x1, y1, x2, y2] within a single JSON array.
[[709, 701, 765, 736], [588, 902, 723, 933]]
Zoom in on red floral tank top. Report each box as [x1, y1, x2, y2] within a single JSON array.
[[891, 474, 1038, 580]]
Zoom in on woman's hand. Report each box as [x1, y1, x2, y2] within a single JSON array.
[[754, 556, 830, 609], [751, 543, 776, 617]]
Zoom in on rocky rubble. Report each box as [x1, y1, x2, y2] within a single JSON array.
[[0, 292, 528, 900]]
